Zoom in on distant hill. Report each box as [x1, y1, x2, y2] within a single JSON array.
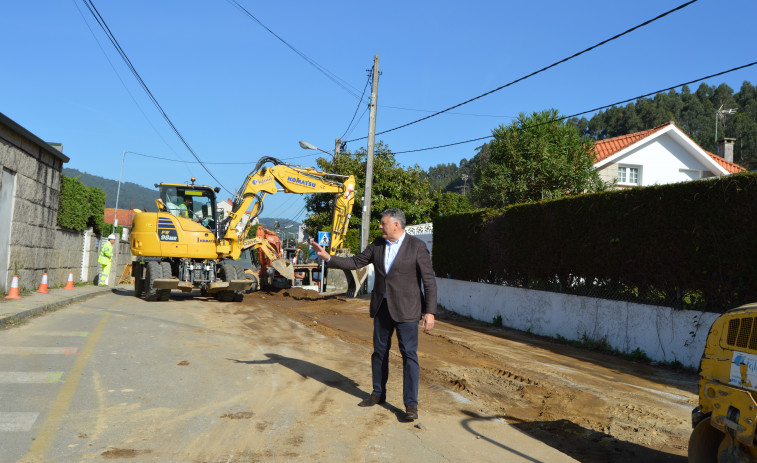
[[62, 168, 159, 210]]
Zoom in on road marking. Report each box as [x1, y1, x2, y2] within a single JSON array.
[[0, 372, 65, 383], [0, 412, 39, 431], [33, 331, 90, 337], [23, 302, 116, 461], [0, 347, 78, 355]]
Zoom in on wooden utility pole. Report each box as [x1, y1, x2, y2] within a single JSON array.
[[361, 55, 379, 251], [334, 138, 341, 158]]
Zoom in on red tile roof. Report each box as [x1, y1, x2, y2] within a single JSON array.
[[594, 123, 671, 163], [104, 208, 138, 227], [705, 150, 747, 174], [593, 122, 746, 174]]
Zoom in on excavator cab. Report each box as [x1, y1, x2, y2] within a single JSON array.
[[158, 183, 220, 238]]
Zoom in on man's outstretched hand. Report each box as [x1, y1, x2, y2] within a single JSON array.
[[310, 240, 330, 261]]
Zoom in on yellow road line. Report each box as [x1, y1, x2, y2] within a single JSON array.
[[21, 301, 117, 462]]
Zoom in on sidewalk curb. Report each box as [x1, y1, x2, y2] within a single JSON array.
[[0, 288, 113, 326]]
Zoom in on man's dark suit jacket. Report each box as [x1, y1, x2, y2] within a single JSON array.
[[327, 233, 437, 323]]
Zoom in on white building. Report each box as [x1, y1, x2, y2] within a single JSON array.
[[594, 121, 745, 187]]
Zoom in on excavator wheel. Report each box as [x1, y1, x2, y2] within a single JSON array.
[[158, 261, 172, 301], [688, 417, 724, 463], [134, 266, 144, 297], [143, 261, 163, 301], [216, 264, 244, 302]]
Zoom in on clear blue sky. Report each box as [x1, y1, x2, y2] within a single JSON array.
[[1, 0, 754, 222]]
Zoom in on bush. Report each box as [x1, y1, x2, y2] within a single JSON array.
[[57, 175, 107, 234], [433, 173, 757, 313]]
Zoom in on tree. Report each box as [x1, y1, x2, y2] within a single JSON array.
[[471, 109, 609, 208], [304, 142, 434, 253], [431, 191, 475, 218]]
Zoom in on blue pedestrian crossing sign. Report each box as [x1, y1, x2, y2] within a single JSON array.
[[318, 231, 331, 248]]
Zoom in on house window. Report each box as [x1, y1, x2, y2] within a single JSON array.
[[618, 165, 640, 185]]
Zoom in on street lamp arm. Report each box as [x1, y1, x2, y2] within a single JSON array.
[[299, 140, 333, 157]]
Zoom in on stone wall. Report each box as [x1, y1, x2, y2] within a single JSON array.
[[0, 122, 65, 292]]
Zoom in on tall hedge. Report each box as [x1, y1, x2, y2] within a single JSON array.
[[57, 175, 106, 234], [434, 173, 757, 312]]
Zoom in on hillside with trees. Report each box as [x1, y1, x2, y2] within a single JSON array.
[[62, 168, 159, 211], [567, 81, 757, 169], [425, 81, 757, 201]]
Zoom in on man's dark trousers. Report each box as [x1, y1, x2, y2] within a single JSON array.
[[372, 300, 419, 406]]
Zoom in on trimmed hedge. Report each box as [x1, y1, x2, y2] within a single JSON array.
[[57, 175, 106, 234], [433, 173, 757, 313]]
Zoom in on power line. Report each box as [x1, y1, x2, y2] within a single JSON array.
[[340, 73, 372, 140], [381, 105, 517, 118], [392, 60, 757, 155], [344, 105, 370, 141], [226, 0, 365, 102], [71, 0, 194, 179], [81, 0, 233, 195], [126, 151, 258, 164], [345, 0, 699, 143]]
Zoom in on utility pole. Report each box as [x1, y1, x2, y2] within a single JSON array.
[[334, 138, 341, 159], [361, 55, 379, 251]]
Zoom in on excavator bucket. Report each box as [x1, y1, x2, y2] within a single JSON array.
[[270, 257, 295, 285], [343, 267, 369, 298]]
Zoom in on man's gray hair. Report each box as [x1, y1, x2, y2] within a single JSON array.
[[382, 208, 406, 229]]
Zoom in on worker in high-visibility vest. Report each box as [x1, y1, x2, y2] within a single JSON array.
[[98, 234, 116, 286]]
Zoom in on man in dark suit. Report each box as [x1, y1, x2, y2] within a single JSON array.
[[311, 208, 437, 422]]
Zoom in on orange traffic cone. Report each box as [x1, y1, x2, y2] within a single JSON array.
[[5, 275, 21, 299], [64, 272, 75, 290], [36, 273, 49, 293]]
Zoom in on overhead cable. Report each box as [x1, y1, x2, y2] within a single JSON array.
[[340, 73, 372, 140], [81, 0, 233, 195], [226, 0, 365, 102], [392, 60, 757, 155], [345, 0, 699, 143], [72, 0, 194, 179]]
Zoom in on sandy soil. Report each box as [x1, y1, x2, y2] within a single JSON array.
[[237, 288, 696, 463]]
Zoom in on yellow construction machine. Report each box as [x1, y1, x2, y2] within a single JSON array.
[[689, 302, 757, 462], [130, 156, 355, 301]]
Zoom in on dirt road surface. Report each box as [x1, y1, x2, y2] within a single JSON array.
[[232, 288, 696, 463], [9, 288, 695, 462]]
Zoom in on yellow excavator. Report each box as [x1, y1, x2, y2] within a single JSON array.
[[130, 156, 355, 301], [689, 302, 757, 462]]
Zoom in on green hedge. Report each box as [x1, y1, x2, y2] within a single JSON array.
[[433, 173, 757, 313], [57, 175, 106, 234]]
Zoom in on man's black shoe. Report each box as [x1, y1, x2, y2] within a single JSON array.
[[358, 394, 386, 407], [404, 405, 419, 421]]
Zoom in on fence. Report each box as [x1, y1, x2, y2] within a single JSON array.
[[8, 226, 131, 292], [436, 277, 719, 368]]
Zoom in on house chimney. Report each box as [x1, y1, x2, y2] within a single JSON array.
[[717, 138, 735, 163]]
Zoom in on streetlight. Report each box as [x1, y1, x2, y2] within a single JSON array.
[[299, 140, 334, 158], [113, 150, 130, 230]]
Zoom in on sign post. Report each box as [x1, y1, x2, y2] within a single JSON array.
[[317, 232, 331, 293]]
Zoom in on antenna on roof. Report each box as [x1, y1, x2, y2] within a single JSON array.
[[715, 104, 738, 142]]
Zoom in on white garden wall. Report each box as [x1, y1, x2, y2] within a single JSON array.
[[436, 277, 720, 368]]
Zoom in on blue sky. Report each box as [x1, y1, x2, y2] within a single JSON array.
[[1, 0, 754, 222]]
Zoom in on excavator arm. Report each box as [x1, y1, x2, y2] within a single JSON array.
[[219, 157, 356, 260]]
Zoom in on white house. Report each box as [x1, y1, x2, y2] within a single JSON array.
[[593, 121, 745, 187]]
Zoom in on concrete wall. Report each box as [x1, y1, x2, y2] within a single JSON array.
[[436, 278, 720, 368], [0, 123, 64, 292]]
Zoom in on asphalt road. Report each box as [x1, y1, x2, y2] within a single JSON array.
[[0, 289, 577, 462]]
